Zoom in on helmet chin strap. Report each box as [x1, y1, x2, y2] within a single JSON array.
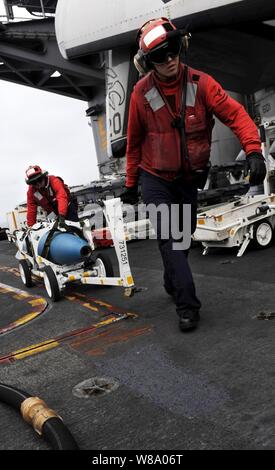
[[182, 32, 191, 65]]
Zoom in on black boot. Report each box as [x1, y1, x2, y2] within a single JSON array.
[[178, 309, 200, 332]]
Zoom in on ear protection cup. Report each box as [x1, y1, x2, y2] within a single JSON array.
[[133, 49, 152, 75]]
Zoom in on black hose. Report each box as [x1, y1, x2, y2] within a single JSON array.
[[0, 383, 31, 408], [0, 383, 79, 450], [43, 418, 79, 450]]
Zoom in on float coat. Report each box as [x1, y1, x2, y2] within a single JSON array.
[[27, 175, 71, 227], [126, 64, 261, 187]]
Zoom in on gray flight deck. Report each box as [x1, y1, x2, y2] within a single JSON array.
[[0, 237, 275, 450]]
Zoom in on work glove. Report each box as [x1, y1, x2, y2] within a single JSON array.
[[119, 186, 139, 205], [191, 163, 211, 189], [58, 215, 67, 228], [245, 152, 267, 186]]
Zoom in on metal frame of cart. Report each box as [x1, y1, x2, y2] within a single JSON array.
[[15, 198, 135, 301], [194, 194, 275, 257]]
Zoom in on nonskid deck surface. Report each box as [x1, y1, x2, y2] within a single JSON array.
[[0, 239, 275, 450]]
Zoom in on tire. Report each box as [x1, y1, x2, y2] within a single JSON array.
[[95, 253, 114, 278], [43, 266, 61, 301], [0, 230, 7, 241], [19, 260, 33, 288], [253, 221, 273, 249]]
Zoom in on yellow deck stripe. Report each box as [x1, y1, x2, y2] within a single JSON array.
[[93, 300, 112, 308], [83, 303, 99, 312], [18, 292, 31, 298], [28, 298, 45, 307], [14, 312, 40, 327], [14, 341, 59, 360], [0, 288, 9, 294], [0, 282, 48, 336], [13, 294, 28, 301]]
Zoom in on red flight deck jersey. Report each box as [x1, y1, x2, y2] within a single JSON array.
[[27, 175, 70, 226], [125, 64, 261, 187]]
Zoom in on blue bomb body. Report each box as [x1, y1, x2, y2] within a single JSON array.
[[38, 231, 90, 265]]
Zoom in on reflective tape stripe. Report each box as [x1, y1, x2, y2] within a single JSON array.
[[145, 87, 165, 112], [49, 187, 54, 197], [26, 168, 36, 177], [186, 82, 198, 107], [143, 25, 166, 48], [145, 82, 197, 112], [34, 192, 43, 201]]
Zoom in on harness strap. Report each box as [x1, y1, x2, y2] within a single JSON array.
[[40, 219, 59, 260], [152, 65, 189, 169], [179, 64, 189, 164]]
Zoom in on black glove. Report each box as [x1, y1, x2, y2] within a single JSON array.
[[58, 215, 67, 228], [119, 186, 139, 205], [245, 152, 266, 185], [191, 163, 211, 189]]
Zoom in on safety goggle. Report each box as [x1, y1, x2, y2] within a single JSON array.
[[147, 37, 182, 64], [29, 175, 44, 186]]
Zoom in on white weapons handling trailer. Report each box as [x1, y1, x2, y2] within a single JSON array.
[[15, 198, 136, 301], [193, 118, 275, 257]]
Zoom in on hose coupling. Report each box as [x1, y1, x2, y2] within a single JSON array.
[[21, 396, 62, 435]]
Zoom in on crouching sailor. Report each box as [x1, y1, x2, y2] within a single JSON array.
[[25, 165, 78, 227]]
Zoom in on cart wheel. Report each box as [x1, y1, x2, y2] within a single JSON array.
[[253, 221, 273, 249], [43, 266, 61, 301], [19, 260, 33, 288], [95, 253, 114, 278]]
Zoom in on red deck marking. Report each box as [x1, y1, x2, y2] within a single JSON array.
[[0, 265, 151, 363], [69, 324, 152, 356], [0, 314, 129, 365]]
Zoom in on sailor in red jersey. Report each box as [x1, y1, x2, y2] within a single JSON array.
[[25, 165, 78, 227], [120, 18, 266, 332]]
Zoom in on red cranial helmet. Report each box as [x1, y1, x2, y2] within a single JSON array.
[[138, 17, 178, 54], [135, 17, 186, 68], [25, 165, 47, 185]]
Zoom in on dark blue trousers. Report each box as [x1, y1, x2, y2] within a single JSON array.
[[140, 170, 201, 314], [66, 200, 79, 222], [52, 200, 79, 222]]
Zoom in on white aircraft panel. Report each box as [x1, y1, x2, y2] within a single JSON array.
[[55, 0, 243, 59]]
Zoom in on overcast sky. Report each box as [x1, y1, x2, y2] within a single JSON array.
[[0, 4, 99, 226], [0, 82, 99, 226]]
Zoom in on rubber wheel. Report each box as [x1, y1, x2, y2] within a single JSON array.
[[253, 221, 273, 249], [19, 260, 33, 288], [43, 266, 61, 301], [95, 253, 114, 278]]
